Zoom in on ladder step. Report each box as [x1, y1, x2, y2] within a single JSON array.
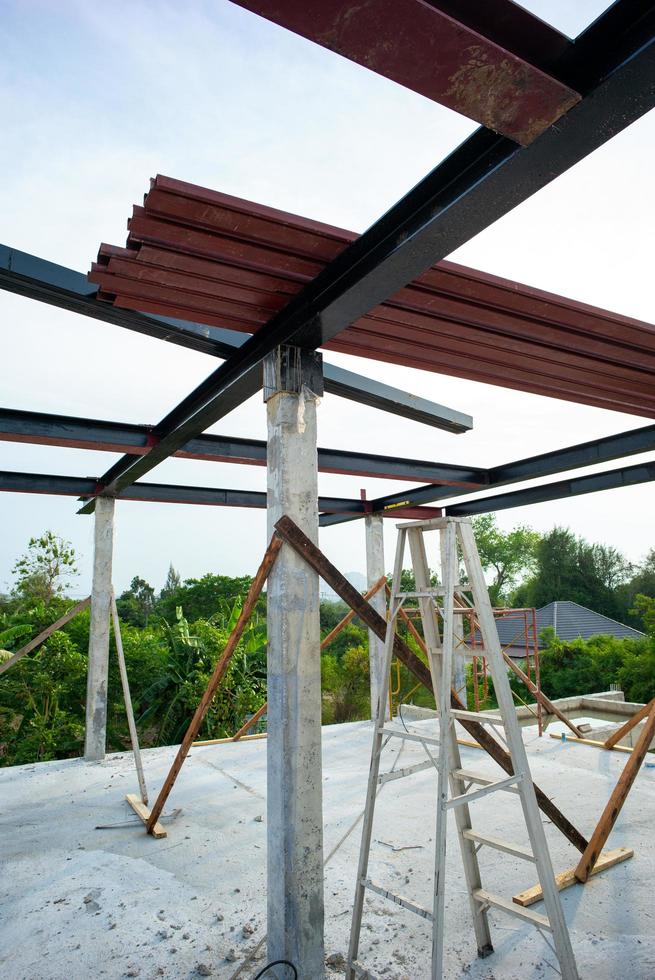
[[393, 586, 469, 598], [473, 889, 552, 931], [462, 829, 536, 862], [378, 758, 435, 785], [451, 709, 504, 725], [452, 769, 521, 795], [379, 727, 440, 747], [446, 773, 523, 809], [362, 878, 433, 921]]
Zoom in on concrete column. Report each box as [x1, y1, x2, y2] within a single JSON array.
[[84, 496, 115, 762], [365, 514, 389, 721], [265, 346, 325, 979]]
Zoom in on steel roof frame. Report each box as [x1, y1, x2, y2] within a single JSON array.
[[69, 1, 655, 510], [0, 246, 471, 435], [3, 408, 655, 524], [1, 1, 654, 527]]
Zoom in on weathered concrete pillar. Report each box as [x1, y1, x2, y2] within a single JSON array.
[[365, 514, 389, 721], [84, 496, 115, 762], [265, 346, 325, 979]]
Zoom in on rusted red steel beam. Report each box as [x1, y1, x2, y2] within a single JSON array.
[[230, 1, 580, 145], [89, 177, 655, 419]]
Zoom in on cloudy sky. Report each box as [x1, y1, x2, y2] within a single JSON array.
[[1, 0, 653, 597]]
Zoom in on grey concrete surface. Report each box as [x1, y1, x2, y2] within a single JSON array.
[[1, 718, 654, 980]]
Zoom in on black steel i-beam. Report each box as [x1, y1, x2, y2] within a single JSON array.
[[75, 3, 655, 504], [3, 458, 655, 516], [445, 461, 655, 516], [319, 422, 655, 526], [0, 407, 485, 485], [0, 470, 360, 513]]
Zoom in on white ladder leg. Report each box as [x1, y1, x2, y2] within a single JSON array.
[[407, 525, 492, 972], [346, 530, 406, 980], [457, 521, 579, 980]]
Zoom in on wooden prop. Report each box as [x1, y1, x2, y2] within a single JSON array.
[[321, 575, 387, 649], [228, 573, 388, 742], [126, 793, 167, 839], [604, 697, 655, 749], [0, 596, 91, 676], [140, 535, 283, 835], [111, 591, 148, 804], [232, 701, 269, 742], [574, 699, 655, 882], [513, 847, 634, 907], [274, 515, 588, 854], [503, 653, 584, 738], [549, 732, 632, 753]]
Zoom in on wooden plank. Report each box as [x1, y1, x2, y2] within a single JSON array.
[[513, 847, 634, 907], [126, 793, 167, 839], [111, 592, 148, 804], [145, 534, 283, 834], [549, 732, 633, 753], [274, 515, 589, 855], [574, 701, 655, 882], [0, 596, 91, 676], [193, 732, 267, 746], [604, 698, 655, 749]]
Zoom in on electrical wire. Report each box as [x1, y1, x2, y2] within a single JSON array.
[[251, 960, 298, 980]]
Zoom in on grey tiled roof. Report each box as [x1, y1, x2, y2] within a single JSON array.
[[489, 600, 644, 655], [534, 600, 644, 641]]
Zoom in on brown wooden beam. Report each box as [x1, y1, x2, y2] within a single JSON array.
[[574, 700, 655, 882], [274, 514, 588, 854], [144, 534, 283, 834]]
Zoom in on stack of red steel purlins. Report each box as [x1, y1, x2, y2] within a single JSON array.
[[90, 175, 655, 418]]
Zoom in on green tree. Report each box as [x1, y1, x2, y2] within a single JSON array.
[[160, 563, 181, 598], [156, 572, 257, 622], [471, 514, 540, 605], [116, 576, 156, 627], [12, 532, 78, 606], [515, 527, 631, 618]]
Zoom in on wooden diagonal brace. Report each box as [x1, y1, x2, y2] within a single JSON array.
[[144, 534, 283, 834], [274, 514, 588, 854]]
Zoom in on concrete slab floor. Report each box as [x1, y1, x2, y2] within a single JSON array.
[[1, 719, 654, 980]]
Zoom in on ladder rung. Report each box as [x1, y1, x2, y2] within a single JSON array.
[[393, 586, 469, 598], [473, 889, 552, 931], [462, 829, 535, 862], [362, 878, 433, 921], [452, 769, 520, 795], [446, 773, 523, 809], [378, 759, 435, 784], [379, 727, 440, 747], [451, 709, 504, 725]]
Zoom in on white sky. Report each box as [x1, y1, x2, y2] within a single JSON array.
[[1, 0, 653, 596]]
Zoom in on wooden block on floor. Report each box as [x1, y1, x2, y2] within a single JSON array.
[[126, 793, 167, 839], [513, 847, 634, 907]]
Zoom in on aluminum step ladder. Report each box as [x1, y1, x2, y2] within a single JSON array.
[[346, 517, 579, 980]]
